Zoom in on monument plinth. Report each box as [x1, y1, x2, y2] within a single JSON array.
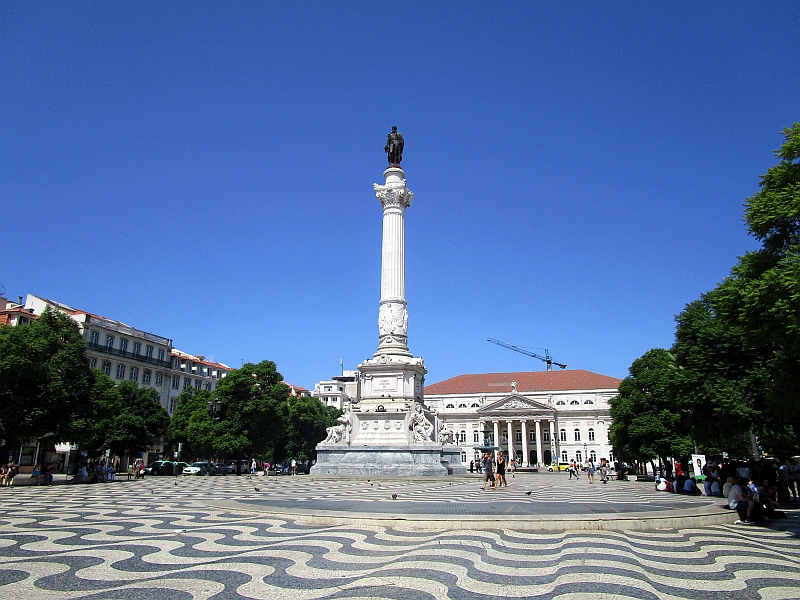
[[312, 129, 465, 477]]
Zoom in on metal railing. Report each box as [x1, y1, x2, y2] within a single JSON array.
[[86, 342, 173, 368]]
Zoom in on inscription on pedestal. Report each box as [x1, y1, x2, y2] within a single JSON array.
[[374, 377, 396, 391]]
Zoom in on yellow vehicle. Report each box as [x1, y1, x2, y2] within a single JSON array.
[[548, 462, 571, 472]]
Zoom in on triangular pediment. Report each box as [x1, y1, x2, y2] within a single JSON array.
[[477, 394, 554, 414]]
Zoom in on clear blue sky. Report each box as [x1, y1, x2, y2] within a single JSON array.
[[2, 3, 798, 389]]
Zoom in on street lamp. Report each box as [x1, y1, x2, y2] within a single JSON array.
[[207, 399, 222, 422], [584, 442, 588, 466]]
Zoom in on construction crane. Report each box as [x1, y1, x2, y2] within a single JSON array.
[[487, 337, 567, 371]]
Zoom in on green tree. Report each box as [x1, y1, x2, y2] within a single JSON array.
[[285, 397, 340, 461], [609, 349, 692, 468], [167, 387, 214, 460], [671, 296, 769, 456], [211, 360, 289, 464], [0, 307, 92, 445], [705, 123, 800, 450]]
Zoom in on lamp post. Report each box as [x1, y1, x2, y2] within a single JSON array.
[[207, 399, 222, 422], [584, 442, 588, 467]]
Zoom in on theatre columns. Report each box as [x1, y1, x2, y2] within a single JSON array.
[[520, 421, 528, 467]]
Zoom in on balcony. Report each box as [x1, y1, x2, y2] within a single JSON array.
[[86, 342, 172, 368]]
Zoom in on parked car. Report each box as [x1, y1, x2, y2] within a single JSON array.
[[548, 462, 571, 472], [181, 462, 214, 476], [212, 462, 235, 475], [145, 461, 189, 476]]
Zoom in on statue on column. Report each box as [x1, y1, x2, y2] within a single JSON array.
[[322, 405, 352, 444], [385, 126, 404, 165]]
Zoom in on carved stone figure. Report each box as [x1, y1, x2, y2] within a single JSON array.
[[378, 302, 408, 336], [511, 380, 517, 393], [384, 126, 404, 165], [438, 423, 455, 445], [409, 403, 433, 443], [322, 406, 352, 444]]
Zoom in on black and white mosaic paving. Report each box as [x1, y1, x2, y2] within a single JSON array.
[[0, 475, 798, 599]]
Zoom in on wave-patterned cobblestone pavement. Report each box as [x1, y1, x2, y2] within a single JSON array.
[[0, 476, 798, 599]]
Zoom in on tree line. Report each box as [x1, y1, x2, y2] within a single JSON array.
[[0, 309, 339, 464], [610, 123, 800, 466]]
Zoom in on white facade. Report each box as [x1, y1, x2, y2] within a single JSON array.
[[167, 350, 232, 414], [312, 370, 359, 411], [425, 370, 620, 468]]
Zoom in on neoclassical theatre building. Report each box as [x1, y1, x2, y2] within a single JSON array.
[[424, 370, 622, 468]]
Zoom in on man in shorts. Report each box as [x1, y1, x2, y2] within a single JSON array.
[[480, 453, 495, 490]]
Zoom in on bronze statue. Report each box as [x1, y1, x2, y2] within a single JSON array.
[[385, 126, 404, 165]]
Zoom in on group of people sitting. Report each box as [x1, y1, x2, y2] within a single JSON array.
[[0, 462, 18, 487], [655, 457, 798, 525]]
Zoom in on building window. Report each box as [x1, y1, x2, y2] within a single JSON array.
[[446, 404, 454, 409], [584, 400, 594, 405], [576, 450, 583, 463], [90, 331, 99, 345], [172, 375, 180, 389], [130, 367, 138, 381], [459, 431, 466, 444], [516, 430, 522, 443], [132, 342, 141, 357], [574, 429, 581, 442], [89, 357, 97, 369], [461, 452, 467, 463], [146, 345, 153, 359], [173, 358, 180, 369], [588, 428, 595, 441], [561, 451, 568, 462], [609, 451, 614, 462], [570, 400, 580, 406], [543, 430, 550, 442], [529, 431, 536, 443], [102, 361, 111, 376], [155, 372, 163, 386], [556, 400, 566, 406], [195, 379, 201, 390], [116, 364, 125, 379], [106, 335, 114, 349], [184, 378, 192, 388], [458, 403, 467, 409], [473, 431, 480, 443], [158, 348, 165, 362], [143, 369, 151, 384], [470, 403, 480, 408], [590, 450, 597, 463], [560, 429, 567, 442], [169, 398, 177, 413], [501, 431, 508, 443], [119, 339, 128, 354]]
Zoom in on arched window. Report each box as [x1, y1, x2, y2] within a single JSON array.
[[515, 430, 522, 443], [576, 450, 583, 463], [556, 400, 566, 406], [529, 430, 535, 443], [446, 404, 455, 409], [473, 431, 480, 443], [590, 451, 597, 463], [461, 451, 467, 462], [559, 429, 567, 442], [470, 403, 480, 408], [570, 400, 580, 406], [501, 431, 509, 443], [584, 400, 594, 404], [588, 428, 595, 441], [458, 403, 467, 409], [561, 451, 568, 462], [543, 430, 550, 442], [116, 364, 125, 379], [459, 431, 467, 444], [574, 429, 581, 442], [609, 451, 615, 462]]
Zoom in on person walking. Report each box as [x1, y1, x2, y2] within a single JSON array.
[[587, 459, 595, 484], [469, 460, 474, 474], [480, 453, 495, 490], [496, 451, 509, 490], [250, 458, 257, 475]]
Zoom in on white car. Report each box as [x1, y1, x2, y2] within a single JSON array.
[[181, 462, 210, 476]]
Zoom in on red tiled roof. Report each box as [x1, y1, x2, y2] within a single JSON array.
[[283, 382, 310, 393], [424, 370, 622, 395]]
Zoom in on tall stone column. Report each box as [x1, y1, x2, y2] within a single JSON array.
[[535, 420, 543, 469], [373, 168, 413, 358], [549, 420, 556, 463], [493, 421, 499, 451], [506, 421, 514, 464], [521, 421, 529, 467]]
